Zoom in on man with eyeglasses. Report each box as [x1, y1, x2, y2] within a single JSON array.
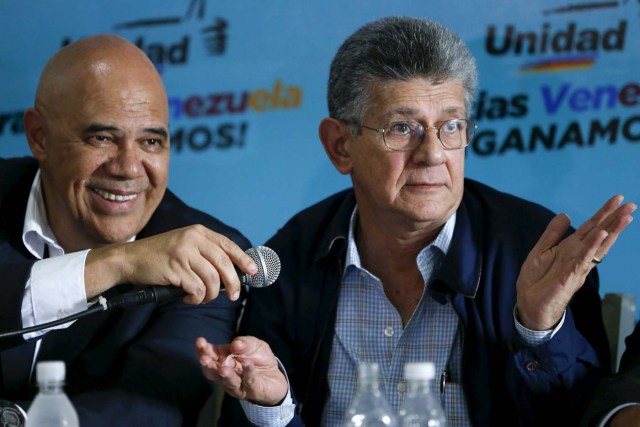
[[196, 17, 635, 426]]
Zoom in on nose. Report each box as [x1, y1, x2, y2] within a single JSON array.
[[411, 126, 445, 165], [105, 142, 144, 179]]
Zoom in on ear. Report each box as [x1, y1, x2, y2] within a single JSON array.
[[24, 108, 47, 160], [319, 118, 353, 175]]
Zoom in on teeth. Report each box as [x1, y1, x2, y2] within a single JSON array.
[[93, 188, 138, 202]]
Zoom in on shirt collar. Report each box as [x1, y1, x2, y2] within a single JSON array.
[[21, 169, 137, 259], [22, 169, 62, 259], [344, 206, 456, 271], [22, 169, 136, 259]]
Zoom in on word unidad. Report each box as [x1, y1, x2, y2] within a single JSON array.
[[485, 20, 627, 55]]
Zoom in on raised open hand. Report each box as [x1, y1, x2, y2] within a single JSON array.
[[516, 195, 636, 331]]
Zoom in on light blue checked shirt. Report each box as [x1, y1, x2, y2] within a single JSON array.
[[321, 209, 470, 426], [242, 207, 563, 426]]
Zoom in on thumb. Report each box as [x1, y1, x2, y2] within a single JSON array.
[[230, 336, 255, 354]]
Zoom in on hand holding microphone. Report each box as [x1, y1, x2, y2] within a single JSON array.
[[2, 226, 279, 339], [84, 224, 274, 305], [109, 246, 281, 309], [0, 245, 281, 339]]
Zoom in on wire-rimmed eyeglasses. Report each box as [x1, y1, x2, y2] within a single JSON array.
[[359, 119, 477, 151]]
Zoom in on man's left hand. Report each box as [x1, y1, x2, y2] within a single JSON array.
[[516, 195, 636, 331]]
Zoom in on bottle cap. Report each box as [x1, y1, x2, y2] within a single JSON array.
[[36, 361, 66, 383], [404, 362, 435, 380]]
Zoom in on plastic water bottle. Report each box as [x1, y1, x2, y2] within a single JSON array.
[[398, 362, 447, 427], [343, 362, 398, 427], [26, 361, 79, 427]]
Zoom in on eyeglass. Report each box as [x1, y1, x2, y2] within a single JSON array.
[[359, 119, 477, 151]]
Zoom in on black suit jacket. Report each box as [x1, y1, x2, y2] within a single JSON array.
[[0, 156, 250, 426], [582, 323, 640, 426]]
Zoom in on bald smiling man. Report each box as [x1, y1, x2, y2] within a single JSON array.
[[0, 35, 255, 426]]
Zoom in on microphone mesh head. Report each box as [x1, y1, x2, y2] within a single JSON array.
[[246, 246, 281, 288]]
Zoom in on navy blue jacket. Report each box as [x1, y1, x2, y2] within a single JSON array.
[[0, 157, 250, 427], [221, 180, 609, 426]]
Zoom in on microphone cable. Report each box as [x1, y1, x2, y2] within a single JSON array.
[[0, 286, 184, 340], [0, 296, 109, 340]]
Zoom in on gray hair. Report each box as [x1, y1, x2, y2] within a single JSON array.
[[327, 17, 478, 130]]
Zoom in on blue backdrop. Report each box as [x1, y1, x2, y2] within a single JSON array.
[[1, 0, 638, 314]]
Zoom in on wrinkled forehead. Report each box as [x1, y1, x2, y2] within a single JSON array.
[[364, 78, 467, 120]]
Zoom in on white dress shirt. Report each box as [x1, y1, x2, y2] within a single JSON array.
[[20, 170, 90, 340]]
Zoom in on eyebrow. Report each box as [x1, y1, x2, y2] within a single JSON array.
[[84, 124, 120, 134], [381, 106, 466, 122], [83, 124, 169, 138], [144, 127, 169, 139]]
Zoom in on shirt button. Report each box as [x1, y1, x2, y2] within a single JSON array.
[[526, 360, 540, 371], [384, 326, 394, 337], [397, 382, 406, 393]]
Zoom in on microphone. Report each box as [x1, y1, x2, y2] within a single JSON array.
[[0, 246, 281, 340], [106, 246, 281, 309]]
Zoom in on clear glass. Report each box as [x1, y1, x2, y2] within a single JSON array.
[[343, 363, 398, 427], [26, 381, 79, 427], [398, 378, 447, 427], [360, 119, 477, 151]]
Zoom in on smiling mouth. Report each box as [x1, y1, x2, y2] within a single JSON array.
[[93, 188, 139, 202]]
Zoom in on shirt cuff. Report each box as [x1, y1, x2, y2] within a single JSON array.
[[514, 307, 566, 346], [22, 250, 90, 339], [238, 358, 295, 427]]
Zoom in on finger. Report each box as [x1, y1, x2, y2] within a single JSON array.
[[217, 365, 246, 396], [199, 351, 243, 386], [196, 241, 244, 302], [195, 337, 220, 361], [231, 337, 278, 370], [179, 271, 207, 305], [188, 257, 222, 302], [204, 232, 259, 276], [574, 195, 624, 240], [600, 203, 635, 238], [230, 336, 259, 357], [531, 213, 571, 254], [200, 230, 259, 284], [201, 363, 221, 382], [159, 249, 207, 304], [593, 204, 635, 259], [195, 337, 210, 357], [578, 230, 609, 268]]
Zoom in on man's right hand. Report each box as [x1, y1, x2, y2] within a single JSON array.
[[83, 225, 258, 304], [195, 336, 289, 406]]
